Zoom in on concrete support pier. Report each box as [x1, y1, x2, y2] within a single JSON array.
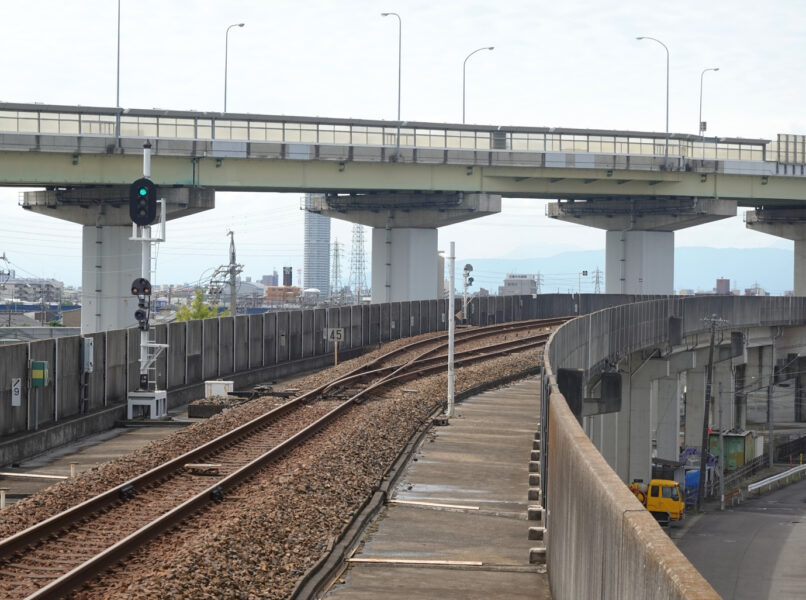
[[746, 208, 806, 295], [308, 192, 501, 302], [547, 197, 737, 294], [23, 186, 214, 333]]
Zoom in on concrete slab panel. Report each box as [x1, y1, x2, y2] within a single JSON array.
[[219, 317, 235, 375], [105, 329, 127, 404], [369, 304, 381, 344], [275, 312, 290, 364], [0, 344, 29, 437], [186, 320, 203, 384], [362, 305, 371, 346], [313, 309, 326, 356], [263, 313, 276, 366], [288, 311, 303, 361], [410, 301, 421, 336], [446, 149, 476, 164], [495, 296, 504, 323], [437, 299, 447, 331], [428, 300, 438, 333], [235, 315, 249, 372], [400, 301, 410, 338], [202, 319, 220, 379], [302, 310, 314, 358], [380, 303, 391, 342], [414, 148, 445, 164], [59, 336, 82, 419], [390, 302, 401, 340], [86, 333, 105, 410], [347, 306, 360, 349], [248, 315, 263, 369], [491, 151, 543, 167], [318, 145, 350, 160], [248, 142, 283, 159], [352, 146, 383, 162], [168, 322, 187, 389], [504, 295, 513, 322]]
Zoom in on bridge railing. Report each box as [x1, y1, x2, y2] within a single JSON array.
[[0, 102, 777, 163]]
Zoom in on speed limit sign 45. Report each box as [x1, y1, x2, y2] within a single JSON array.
[[325, 328, 345, 342]]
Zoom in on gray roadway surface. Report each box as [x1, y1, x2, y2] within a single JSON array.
[[672, 478, 806, 600], [325, 378, 550, 600]]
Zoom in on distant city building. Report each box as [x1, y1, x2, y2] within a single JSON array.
[[283, 267, 293, 287], [744, 283, 768, 296], [716, 278, 730, 295], [1, 277, 63, 303], [262, 270, 279, 286], [265, 286, 301, 304], [498, 274, 537, 296], [677, 289, 695, 296], [303, 194, 331, 295]]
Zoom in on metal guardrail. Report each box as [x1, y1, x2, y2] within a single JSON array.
[[747, 464, 806, 492], [0, 101, 779, 162]]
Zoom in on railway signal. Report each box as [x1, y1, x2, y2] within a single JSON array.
[[129, 177, 157, 226]]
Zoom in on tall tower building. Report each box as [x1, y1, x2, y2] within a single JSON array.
[[303, 194, 331, 294]]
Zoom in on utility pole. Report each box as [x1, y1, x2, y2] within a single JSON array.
[[718, 381, 725, 511], [697, 314, 727, 511], [228, 231, 238, 315], [535, 272, 542, 295]]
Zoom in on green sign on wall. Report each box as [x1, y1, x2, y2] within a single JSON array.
[[31, 360, 49, 388]]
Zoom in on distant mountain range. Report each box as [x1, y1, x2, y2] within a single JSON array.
[[462, 247, 793, 295]]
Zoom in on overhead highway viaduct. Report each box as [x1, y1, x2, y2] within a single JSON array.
[[542, 295, 806, 599], [2, 103, 806, 331]]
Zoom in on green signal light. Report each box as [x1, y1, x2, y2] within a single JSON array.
[[139, 188, 148, 196]]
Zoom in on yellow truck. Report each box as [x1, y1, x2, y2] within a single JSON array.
[[628, 479, 685, 526]]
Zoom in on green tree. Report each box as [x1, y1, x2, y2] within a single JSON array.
[[176, 289, 228, 321]]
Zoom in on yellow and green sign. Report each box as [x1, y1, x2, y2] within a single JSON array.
[[31, 360, 49, 387]]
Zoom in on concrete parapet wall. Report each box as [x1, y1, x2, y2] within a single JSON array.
[[543, 295, 806, 599], [545, 384, 719, 599]]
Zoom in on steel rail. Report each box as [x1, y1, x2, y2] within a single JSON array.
[[2, 321, 559, 599]]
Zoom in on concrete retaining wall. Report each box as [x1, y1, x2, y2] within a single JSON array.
[[543, 295, 806, 599]]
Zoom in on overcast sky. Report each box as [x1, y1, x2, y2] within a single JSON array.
[[0, 0, 803, 289]]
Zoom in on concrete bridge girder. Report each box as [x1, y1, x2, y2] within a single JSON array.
[[746, 208, 806, 296], [309, 192, 501, 302], [547, 197, 737, 295], [22, 186, 215, 333]]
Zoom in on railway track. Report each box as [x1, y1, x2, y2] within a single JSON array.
[[0, 317, 566, 599]]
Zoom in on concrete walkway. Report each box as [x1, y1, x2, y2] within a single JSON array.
[[325, 378, 551, 599]]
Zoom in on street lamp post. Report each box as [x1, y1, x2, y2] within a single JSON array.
[[224, 23, 245, 113], [699, 67, 720, 137], [381, 12, 402, 160], [462, 46, 494, 124], [636, 36, 670, 168]]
